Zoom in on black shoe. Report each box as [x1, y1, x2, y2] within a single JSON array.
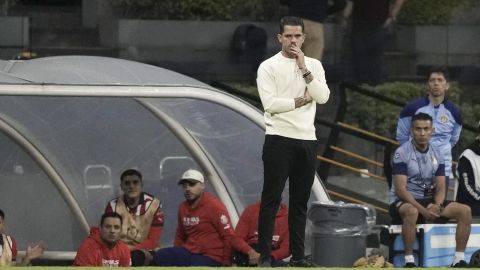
[[404, 262, 416, 268], [258, 260, 272, 268], [289, 259, 317, 267], [130, 250, 146, 266], [258, 256, 272, 268], [451, 260, 469, 268]]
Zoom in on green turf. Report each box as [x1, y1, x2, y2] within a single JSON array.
[[4, 267, 464, 270]]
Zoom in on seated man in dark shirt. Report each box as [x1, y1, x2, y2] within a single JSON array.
[[456, 122, 480, 216]]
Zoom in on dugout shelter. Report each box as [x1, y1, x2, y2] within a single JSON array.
[[0, 56, 330, 262]]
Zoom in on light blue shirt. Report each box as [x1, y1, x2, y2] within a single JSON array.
[[389, 141, 445, 204]]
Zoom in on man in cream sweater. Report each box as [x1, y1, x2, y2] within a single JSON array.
[[256, 16, 330, 267]]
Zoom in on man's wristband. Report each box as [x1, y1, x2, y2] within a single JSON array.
[[302, 71, 311, 78]]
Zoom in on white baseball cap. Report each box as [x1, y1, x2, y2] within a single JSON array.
[[178, 169, 204, 184]]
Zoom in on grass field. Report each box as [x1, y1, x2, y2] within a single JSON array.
[[5, 267, 463, 270]]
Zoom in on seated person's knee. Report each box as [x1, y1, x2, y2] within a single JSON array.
[[401, 205, 419, 221]]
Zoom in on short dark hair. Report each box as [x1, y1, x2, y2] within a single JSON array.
[[427, 66, 449, 82], [120, 169, 142, 182], [100, 212, 122, 227], [412, 112, 433, 123], [0, 209, 4, 219], [279, 16, 304, 33]]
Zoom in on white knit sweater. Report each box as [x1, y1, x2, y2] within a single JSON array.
[[256, 52, 330, 140]]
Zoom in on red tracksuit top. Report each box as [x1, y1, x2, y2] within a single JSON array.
[[73, 227, 131, 267], [174, 192, 251, 265], [235, 202, 289, 260]]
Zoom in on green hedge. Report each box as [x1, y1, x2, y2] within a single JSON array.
[[111, 0, 479, 25], [344, 82, 480, 156], [109, 0, 284, 21], [398, 0, 480, 25]]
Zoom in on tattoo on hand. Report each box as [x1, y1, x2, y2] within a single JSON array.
[[304, 73, 313, 84]]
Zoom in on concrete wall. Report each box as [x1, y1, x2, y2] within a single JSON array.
[[396, 25, 480, 66], [0, 16, 29, 47], [102, 20, 480, 63], [98, 19, 347, 81], [0, 16, 29, 60], [98, 19, 480, 81], [101, 20, 276, 62]]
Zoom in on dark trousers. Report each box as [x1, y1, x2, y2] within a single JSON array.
[[351, 21, 388, 85], [152, 247, 221, 266], [258, 135, 317, 262]]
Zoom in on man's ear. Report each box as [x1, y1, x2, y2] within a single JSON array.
[[277, 33, 282, 43]]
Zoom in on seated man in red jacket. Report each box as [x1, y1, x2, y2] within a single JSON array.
[[233, 201, 289, 267], [73, 212, 131, 267], [133, 169, 260, 266]]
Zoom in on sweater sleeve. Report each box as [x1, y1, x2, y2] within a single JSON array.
[[234, 208, 252, 241], [451, 122, 462, 146], [174, 208, 186, 247], [232, 207, 255, 259], [306, 61, 330, 104], [208, 204, 252, 265], [257, 64, 296, 114], [73, 240, 99, 266]]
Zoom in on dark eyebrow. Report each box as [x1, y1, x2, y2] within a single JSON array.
[[124, 180, 140, 184]]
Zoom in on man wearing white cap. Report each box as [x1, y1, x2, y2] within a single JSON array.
[[137, 169, 259, 266]]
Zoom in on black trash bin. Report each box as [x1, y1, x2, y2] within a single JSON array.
[[308, 201, 376, 267]]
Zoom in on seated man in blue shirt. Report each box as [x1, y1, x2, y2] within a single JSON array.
[[389, 113, 471, 268]]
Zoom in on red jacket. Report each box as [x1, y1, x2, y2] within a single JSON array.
[[175, 192, 251, 265], [235, 202, 289, 260], [73, 227, 131, 267]]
